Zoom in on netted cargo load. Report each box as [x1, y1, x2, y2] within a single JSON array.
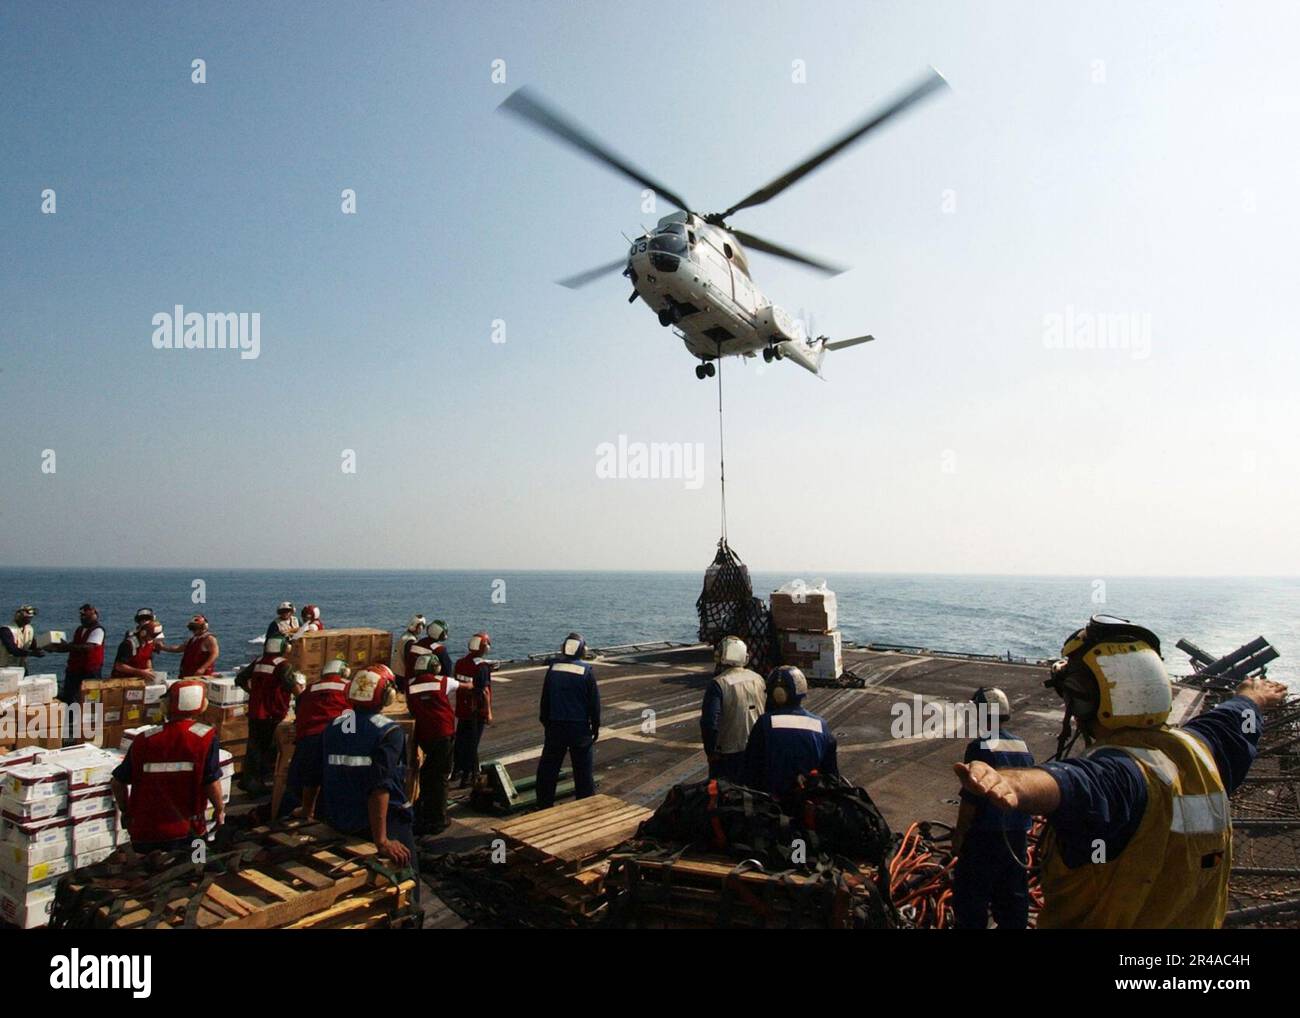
[[695, 541, 778, 675]]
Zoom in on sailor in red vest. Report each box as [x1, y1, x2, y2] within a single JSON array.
[[241, 635, 299, 795], [290, 658, 353, 819], [48, 603, 106, 708], [109, 680, 225, 852], [452, 632, 494, 788], [111, 619, 164, 680], [171, 614, 219, 678], [407, 648, 460, 835], [402, 618, 454, 694]]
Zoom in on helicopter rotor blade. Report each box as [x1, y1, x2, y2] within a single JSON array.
[[499, 88, 692, 213], [719, 67, 949, 219], [557, 258, 627, 289], [730, 229, 845, 277]]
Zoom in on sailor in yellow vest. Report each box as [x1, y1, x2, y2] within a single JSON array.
[[0, 605, 45, 674], [955, 614, 1287, 929]]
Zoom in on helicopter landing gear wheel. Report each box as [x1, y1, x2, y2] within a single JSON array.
[[762, 347, 774, 363], [705, 361, 716, 377], [695, 364, 707, 380], [658, 309, 674, 327]]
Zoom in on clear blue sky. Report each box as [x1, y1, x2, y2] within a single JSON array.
[[2, 1, 1296, 574]]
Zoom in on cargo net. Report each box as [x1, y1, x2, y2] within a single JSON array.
[[696, 540, 778, 675], [1202, 690, 1300, 927]]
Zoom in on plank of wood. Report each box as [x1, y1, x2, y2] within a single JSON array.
[[528, 809, 650, 860], [525, 805, 649, 854], [495, 796, 621, 837], [281, 880, 413, 929], [204, 883, 255, 917], [231, 867, 301, 902], [273, 861, 336, 891], [216, 871, 371, 930]]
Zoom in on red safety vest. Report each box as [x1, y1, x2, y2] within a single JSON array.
[[408, 671, 457, 742], [127, 718, 218, 844], [294, 676, 351, 740], [180, 634, 216, 678], [248, 653, 290, 721], [67, 624, 105, 675], [112, 635, 155, 677], [454, 655, 491, 721]]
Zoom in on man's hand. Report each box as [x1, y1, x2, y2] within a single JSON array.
[[1236, 676, 1288, 710], [379, 838, 411, 866], [953, 760, 1021, 811], [212, 809, 225, 829]]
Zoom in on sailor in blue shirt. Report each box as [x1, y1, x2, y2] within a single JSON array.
[[742, 666, 838, 798], [536, 632, 600, 808], [952, 687, 1035, 929], [319, 664, 415, 871]]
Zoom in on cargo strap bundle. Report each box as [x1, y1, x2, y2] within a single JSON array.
[[696, 541, 778, 675]]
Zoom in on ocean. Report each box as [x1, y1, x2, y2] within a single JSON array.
[[3, 569, 1296, 688]]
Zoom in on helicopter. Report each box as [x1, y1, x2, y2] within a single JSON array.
[[499, 68, 948, 379]]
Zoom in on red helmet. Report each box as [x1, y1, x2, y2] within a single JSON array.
[[346, 664, 396, 710], [167, 679, 208, 718], [303, 604, 320, 621], [469, 631, 491, 654]]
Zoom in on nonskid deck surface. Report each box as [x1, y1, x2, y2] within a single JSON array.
[[441, 643, 1077, 839]]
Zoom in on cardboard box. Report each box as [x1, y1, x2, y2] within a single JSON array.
[[3, 764, 67, 802], [204, 676, 244, 705], [95, 724, 124, 751], [289, 628, 392, 682], [17, 675, 56, 706], [0, 668, 24, 697], [778, 630, 843, 681], [770, 588, 838, 633], [36, 632, 66, 650], [0, 882, 57, 928]]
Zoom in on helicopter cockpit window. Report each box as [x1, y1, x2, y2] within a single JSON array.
[[650, 222, 687, 256]]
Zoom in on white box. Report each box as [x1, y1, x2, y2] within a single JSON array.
[[36, 632, 66, 650], [3, 814, 72, 850], [143, 683, 167, 705], [0, 793, 66, 822], [0, 882, 57, 928], [3, 764, 68, 801], [0, 668, 22, 697], [52, 749, 118, 790], [68, 789, 113, 819], [779, 630, 844, 681], [17, 675, 56, 706], [0, 848, 72, 885], [75, 845, 113, 869]]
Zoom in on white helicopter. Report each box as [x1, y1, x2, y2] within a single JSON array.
[[500, 69, 948, 379]]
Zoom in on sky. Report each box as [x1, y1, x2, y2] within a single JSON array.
[[1, 0, 1297, 575]]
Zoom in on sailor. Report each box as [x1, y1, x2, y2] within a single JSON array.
[[700, 636, 767, 782], [242, 635, 297, 795], [407, 649, 459, 834], [393, 614, 427, 689], [297, 604, 324, 635], [742, 666, 838, 798], [47, 603, 105, 706], [266, 601, 300, 641], [171, 614, 219, 678], [405, 618, 454, 694], [111, 619, 164, 680], [290, 658, 352, 819], [320, 664, 415, 868], [109, 680, 225, 852], [0, 605, 44, 673], [951, 687, 1035, 929], [451, 632, 494, 788], [955, 614, 1289, 928], [536, 632, 600, 809]]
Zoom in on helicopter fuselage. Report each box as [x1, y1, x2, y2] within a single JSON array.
[[625, 212, 822, 375]]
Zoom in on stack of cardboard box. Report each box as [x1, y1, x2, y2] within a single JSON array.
[[77, 678, 147, 749], [201, 700, 250, 777], [770, 582, 843, 682], [287, 628, 393, 682], [0, 745, 126, 928]]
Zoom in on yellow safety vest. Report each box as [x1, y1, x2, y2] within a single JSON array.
[[1039, 725, 1231, 929]]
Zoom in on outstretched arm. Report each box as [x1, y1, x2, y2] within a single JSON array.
[[953, 760, 1062, 816]]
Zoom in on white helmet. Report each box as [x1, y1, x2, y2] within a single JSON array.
[[717, 636, 748, 669], [973, 687, 1011, 723], [407, 613, 427, 634], [264, 635, 289, 656]]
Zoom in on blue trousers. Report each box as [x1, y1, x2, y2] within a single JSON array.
[[953, 829, 1030, 929], [536, 722, 595, 809]]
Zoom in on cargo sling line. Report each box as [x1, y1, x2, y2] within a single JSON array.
[[716, 348, 728, 543]]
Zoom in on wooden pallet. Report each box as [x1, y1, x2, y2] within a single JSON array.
[[66, 820, 415, 930], [493, 794, 651, 874]]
